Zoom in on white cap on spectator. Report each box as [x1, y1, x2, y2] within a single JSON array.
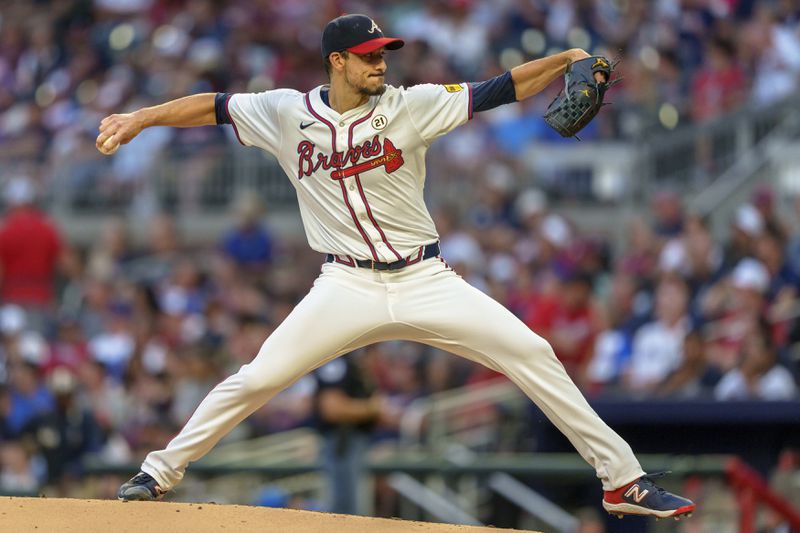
[[488, 254, 517, 283], [731, 258, 770, 293], [142, 341, 168, 375], [514, 188, 547, 219], [0, 305, 27, 335], [540, 214, 571, 248], [19, 332, 48, 366], [188, 38, 223, 71], [161, 287, 189, 316], [4, 175, 35, 206], [659, 239, 687, 273], [486, 163, 514, 193], [89, 333, 135, 366], [439, 233, 484, 270], [48, 367, 77, 394], [733, 203, 763, 237]]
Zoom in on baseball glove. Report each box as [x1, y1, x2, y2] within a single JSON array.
[[543, 56, 619, 140]]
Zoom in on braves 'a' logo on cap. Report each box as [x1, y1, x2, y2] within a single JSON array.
[[368, 19, 381, 33]]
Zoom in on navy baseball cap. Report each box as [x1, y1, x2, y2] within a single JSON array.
[[321, 14, 404, 58]]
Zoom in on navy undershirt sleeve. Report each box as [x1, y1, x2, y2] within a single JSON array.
[[471, 71, 517, 113], [215, 93, 232, 125]]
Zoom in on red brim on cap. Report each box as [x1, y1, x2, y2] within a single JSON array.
[[347, 37, 404, 55]]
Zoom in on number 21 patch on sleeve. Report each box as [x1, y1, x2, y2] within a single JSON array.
[[443, 84, 463, 93]]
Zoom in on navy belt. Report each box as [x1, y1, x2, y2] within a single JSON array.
[[326, 242, 440, 271]]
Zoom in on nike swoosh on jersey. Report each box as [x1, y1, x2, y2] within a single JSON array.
[[300, 121, 316, 130]]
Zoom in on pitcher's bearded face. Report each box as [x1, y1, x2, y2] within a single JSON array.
[[342, 49, 387, 96]]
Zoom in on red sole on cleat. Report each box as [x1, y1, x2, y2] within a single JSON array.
[[670, 504, 697, 517], [603, 502, 697, 520]]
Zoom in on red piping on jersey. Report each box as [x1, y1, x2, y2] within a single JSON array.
[[334, 255, 356, 266], [304, 92, 379, 261], [467, 83, 474, 120], [347, 111, 404, 261], [405, 246, 424, 265], [224, 95, 245, 145]]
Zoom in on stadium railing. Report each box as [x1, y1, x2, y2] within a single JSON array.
[[76, 374, 800, 530], [81, 452, 800, 530]]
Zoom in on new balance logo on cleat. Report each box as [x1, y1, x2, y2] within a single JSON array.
[[624, 484, 649, 503], [603, 472, 696, 519]]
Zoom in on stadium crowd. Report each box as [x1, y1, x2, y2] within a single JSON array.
[[1, 175, 799, 496], [1, 0, 800, 202], [0, 0, 799, 503]]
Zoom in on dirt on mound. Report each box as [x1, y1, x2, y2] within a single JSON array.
[[0, 497, 533, 533]]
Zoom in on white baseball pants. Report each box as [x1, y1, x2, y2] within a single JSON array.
[[142, 258, 644, 491]]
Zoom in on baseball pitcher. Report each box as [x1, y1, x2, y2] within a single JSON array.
[[98, 14, 694, 520]]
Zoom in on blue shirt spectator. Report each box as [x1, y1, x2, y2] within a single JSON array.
[[221, 195, 273, 268]]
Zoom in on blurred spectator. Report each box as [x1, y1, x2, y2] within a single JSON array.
[[42, 317, 90, 376], [690, 37, 746, 123], [86, 218, 134, 281], [536, 214, 573, 273], [467, 163, 517, 230], [76, 359, 129, 440], [714, 324, 798, 400], [253, 485, 290, 509], [526, 271, 597, 384], [756, 227, 798, 345], [0, 441, 40, 493], [746, 1, 800, 107], [5, 360, 54, 437], [722, 203, 763, 272], [702, 258, 770, 371], [362, 343, 420, 440], [125, 214, 182, 283], [586, 271, 650, 394], [656, 329, 723, 399], [650, 190, 685, 240], [437, 204, 485, 284], [87, 303, 135, 382], [168, 348, 222, 426], [624, 277, 691, 394], [657, 214, 725, 323], [0, 176, 68, 311], [26, 367, 103, 489], [220, 194, 274, 272], [313, 353, 383, 515], [750, 184, 786, 239], [617, 216, 658, 281]]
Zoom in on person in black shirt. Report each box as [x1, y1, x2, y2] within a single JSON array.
[[313, 352, 382, 515]]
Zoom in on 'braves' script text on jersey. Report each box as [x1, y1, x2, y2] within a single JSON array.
[[225, 84, 473, 262]]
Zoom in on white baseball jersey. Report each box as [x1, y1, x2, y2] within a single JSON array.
[[224, 83, 473, 262], [141, 79, 646, 499]]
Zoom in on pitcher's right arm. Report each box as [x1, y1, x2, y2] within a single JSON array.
[[96, 93, 217, 154]]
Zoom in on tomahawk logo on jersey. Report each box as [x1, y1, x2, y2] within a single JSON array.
[[222, 83, 473, 263]]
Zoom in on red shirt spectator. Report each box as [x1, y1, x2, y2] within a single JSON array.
[[691, 37, 747, 123], [0, 177, 63, 307], [525, 272, 597, 382]]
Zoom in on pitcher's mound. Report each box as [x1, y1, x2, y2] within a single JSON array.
[[0, 497, 533, 533]]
